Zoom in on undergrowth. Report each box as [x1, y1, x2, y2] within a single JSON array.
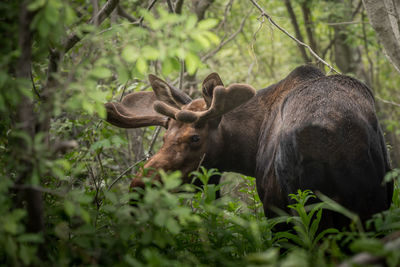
[[1, 167, 400, 266]]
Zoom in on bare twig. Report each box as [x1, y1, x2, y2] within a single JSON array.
[[107, 125, 162, 191], [196, 153, 206, 172], [179, 60, 184, 90], [376, 96, 400, 108], [217, 0, 234, 30], [147, 126, 162, 156], [326, 20, 362, 26], [117, 5, 137, 22], [30, 70, 41, 99], [249, 0, 340, 73], [91, 0, 100, 26], [107, 157, 147, 190], [139, 0, 158, 25], [202, 12, 250, 61], [64, 0, 120, 53]]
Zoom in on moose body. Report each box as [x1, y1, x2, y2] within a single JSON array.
[[106, 66, 392, 226]]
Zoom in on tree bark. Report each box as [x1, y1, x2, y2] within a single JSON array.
[[16, 0, 45, 248], [191, 0, 214, 20], [300, 0, 318, 54], [363, 0, 400, 73]]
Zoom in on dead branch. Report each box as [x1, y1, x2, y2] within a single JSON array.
[[65, 0, 120, 53], [249, 0, 340, 73], [376, 96, 400, 108], [139, 0, 159, 25], [117, 5, 137, 22], [202, 12, 249, 62]]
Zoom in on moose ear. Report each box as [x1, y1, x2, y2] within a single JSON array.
[[148, 74, 192, 109], [105, 91, 168, 128], [202, 72, 224, 108]]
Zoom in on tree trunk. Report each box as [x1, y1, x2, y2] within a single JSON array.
[[363, 0, 400, 73], [15, 0, 45, 251]]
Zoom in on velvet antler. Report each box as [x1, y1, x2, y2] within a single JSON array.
[[153, 72, 256, 123], [105, 91, 169, 128], [105, 75, 192, 128]]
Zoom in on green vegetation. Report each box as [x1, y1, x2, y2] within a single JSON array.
[[1, 0, 400, 265]]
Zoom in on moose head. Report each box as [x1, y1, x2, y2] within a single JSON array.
[[105, 73, 256, 189]]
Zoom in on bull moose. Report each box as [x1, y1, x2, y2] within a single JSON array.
[[105, 65, 392, 227]]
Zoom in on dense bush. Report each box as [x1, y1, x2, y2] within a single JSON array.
[[2, 0, 400, 266], [1, 166, 400, 266]]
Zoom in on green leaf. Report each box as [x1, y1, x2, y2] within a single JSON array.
[[38, 16, 50, 37], [45, 1, 59, 25], [184, 52, 200, 75], [203, 31, 220, 45], [350, 238, 384, 254], [4, 220, 18, 234], [191, 33, 211, 48], [185, 15, 197, 31], [28, 0, 46, 11], [142, 46, 160, 60], [136, 58, 148, 74], [64, 200, 75, 217], [198, 19, 218, 30], [166, 218, 180, 234], [91, 67, 112, 79], [90, 139, 111, 151], [122, 45, 138, 63], [117, 65, 130, 84], [17, 233, 43, 243], [154, 210, 168, 227]]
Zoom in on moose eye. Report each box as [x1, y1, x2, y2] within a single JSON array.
[[190, 135, 200, 143]]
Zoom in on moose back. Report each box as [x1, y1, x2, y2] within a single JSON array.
[[105, 65, 393, 226]]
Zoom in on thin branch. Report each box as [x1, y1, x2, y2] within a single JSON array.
[[117, 5, 137, 22], [326, 20, 362, 26], [217, 0, 234, 30], [202, 12, 249, 61], [91, 0, 100, 26], [147, 126, 162, 156], [64, 0, 120, 53], [376, 96, 400, 108], [107, 125, 162, 190], [30, 70, 41, 99], [249, 0, 340, 73], [107, 157, 147, 191], [139, 0, 158, 25], [179, 60, 184, 90]]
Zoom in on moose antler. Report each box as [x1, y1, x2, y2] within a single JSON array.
[[153, 76, 256, 124], [105, 75, 192, 128], [105, 91, 169, 128]]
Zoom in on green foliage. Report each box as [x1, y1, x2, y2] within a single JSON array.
[[2, 0, 400, 266]]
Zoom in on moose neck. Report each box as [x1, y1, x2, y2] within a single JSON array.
[[204, 90, 268, 177]]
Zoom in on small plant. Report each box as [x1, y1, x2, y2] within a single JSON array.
[[275, 190, 338, 251]]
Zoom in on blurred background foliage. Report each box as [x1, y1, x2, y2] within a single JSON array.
[[1, 0, 400, 265]]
